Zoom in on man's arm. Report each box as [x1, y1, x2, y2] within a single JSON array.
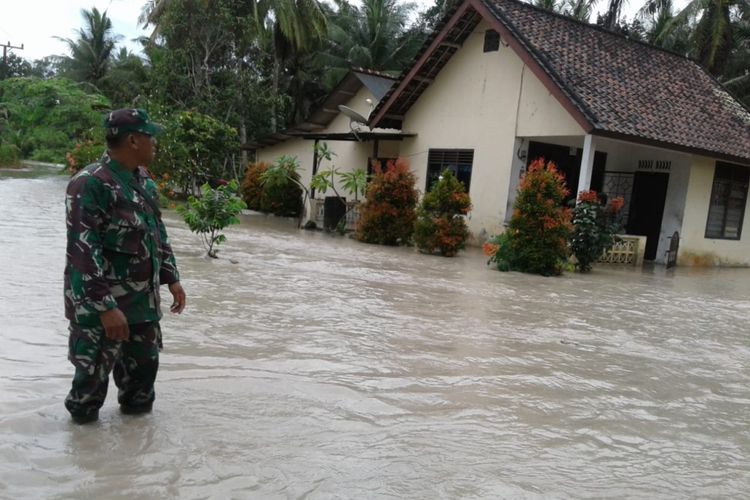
[[145, 176, 185, 313], [66, 174, 129, 339]]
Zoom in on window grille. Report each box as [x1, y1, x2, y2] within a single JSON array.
[[426, 149, 474, 192]]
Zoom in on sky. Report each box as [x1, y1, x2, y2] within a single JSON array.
[[3, 0, 679, 62]]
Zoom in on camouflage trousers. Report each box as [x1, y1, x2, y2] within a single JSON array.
[[65, 322, 162, 418]]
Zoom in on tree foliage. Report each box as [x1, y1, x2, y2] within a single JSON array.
[[0, 77, 109, 163], [318, 0, 425, 88], [151, 110, 239, 194]]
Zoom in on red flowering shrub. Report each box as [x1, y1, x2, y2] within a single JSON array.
[[487, 157, 572, 275], [414, 170, 472, 256], [356, 158, 418, 245], [241, 162, 270, 211], [65, 139, 103, 174]]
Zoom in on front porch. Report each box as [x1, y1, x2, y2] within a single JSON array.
[[507, 134, 693, 265]]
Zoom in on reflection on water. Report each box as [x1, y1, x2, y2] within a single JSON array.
[[1, 165, 749, 498]]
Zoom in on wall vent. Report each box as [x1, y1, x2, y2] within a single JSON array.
[[484, 30, 500, 52]]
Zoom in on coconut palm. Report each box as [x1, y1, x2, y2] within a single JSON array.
[[638, 0, 692, 52], [562, 0, 597, 22], [318, 0, 424, 88], [600, 0, 627, 29], [57, 8, 122, 85], [640, 0, 744, 75], [534, 0, 563, 13]]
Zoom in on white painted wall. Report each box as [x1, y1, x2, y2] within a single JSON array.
[[679, 156, 750, 266], [516, 68, 585, 137]]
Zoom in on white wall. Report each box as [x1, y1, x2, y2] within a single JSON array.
[[679, 156, 750, 266]]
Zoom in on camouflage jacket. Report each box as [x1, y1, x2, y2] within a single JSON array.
[[64, 154, 180, 327]]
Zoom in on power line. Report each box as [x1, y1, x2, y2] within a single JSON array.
[[1, 41, 24, 64]]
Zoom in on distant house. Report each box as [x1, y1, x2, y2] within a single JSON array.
[[251, 0, 750, 266]]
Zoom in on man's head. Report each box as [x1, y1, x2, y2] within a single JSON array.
[[104, 109, 162, 167]]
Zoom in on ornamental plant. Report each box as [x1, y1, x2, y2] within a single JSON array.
[[570, 190, 625, 272], [486, 158, 572, 276], [240, 161, 270, 211], [309, 142, 367, 232], [414, 170, 472, 257], [259, 155, 305, 219], [356, 158, 418, 246], [65, 138, 103, 174], [177, 180, 246, 258]]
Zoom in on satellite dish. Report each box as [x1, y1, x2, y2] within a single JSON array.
[[338, 105, 370, 142], [338, 105, 369, 124]]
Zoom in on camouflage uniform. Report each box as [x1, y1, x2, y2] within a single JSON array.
[[64, 153, 179, 418]]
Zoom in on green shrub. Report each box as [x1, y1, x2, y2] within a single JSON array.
[[0, 143, 21, 167], [570, 191, 625, 272], [414, 170, 472, 256], [259, 156, 304, 217], [176, 180, 246, 258], [65, 139, 105, 174], [484, 231, 515, 272], [356, 158, 418, 246]]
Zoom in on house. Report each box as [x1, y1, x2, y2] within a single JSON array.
[[251, 0, 750, 266]]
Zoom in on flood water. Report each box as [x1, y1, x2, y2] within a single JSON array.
[[1, 165, 749, 499]]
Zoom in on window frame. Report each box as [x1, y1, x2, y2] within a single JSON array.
[[704, 162, 750, 240], [425, 149, 474, 193]]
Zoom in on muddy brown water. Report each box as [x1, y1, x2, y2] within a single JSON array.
[[1, 165, 749, 499]]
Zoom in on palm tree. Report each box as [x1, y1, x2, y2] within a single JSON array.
[[534, 0, 563, 13], [562, 0, 596, 22], [641, 0, 740, 75], [57, 8, 122, 85], [721, 1, 750, 104], [249, 0, 328, 130], [637, 0, 691, 51], [319, 0, 424, 88], [600, 0, 626, 30]]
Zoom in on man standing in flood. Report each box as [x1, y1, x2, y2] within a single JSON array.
[[64, 109, 186, 424]]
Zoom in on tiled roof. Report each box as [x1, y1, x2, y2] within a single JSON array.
[[484, 0, 750, 163], [373, 0, 750, 164]]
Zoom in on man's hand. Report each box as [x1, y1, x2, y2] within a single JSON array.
[[100, 308, 129, 341], [169, 282, 186, 314]]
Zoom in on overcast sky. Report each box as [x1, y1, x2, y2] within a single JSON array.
[[4, 0, 673, 62]]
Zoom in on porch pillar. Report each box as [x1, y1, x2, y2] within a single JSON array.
[[311, 139, 319, 199], [576, 134, 597, 198]]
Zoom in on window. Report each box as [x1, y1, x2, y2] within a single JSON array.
[[705, 162, 750, 240], [426, 149, 474, 192], [484, 30, 500, 52]]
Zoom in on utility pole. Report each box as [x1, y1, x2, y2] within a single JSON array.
[[1, 41, 24, 64]]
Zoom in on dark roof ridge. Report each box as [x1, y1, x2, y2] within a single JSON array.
[[487, 0, 698, 66], [351, 67, 400, 81]]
